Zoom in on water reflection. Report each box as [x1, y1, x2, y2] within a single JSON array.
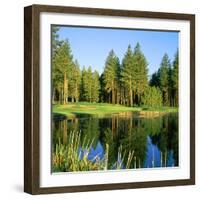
[[52, 112, 178, 170]]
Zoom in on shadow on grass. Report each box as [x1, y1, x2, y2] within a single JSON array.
[[71, 112, 94, 118], [142, 107, 149, 111], [53, 112, 95, 120], [52, 113, 67, 120]]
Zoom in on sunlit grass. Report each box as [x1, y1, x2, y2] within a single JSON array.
[[53, 102, 178, 118]]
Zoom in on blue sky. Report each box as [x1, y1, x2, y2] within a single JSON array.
[[56, 26, 178, 76]]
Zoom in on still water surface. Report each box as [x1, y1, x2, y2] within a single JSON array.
[[52, 112, 178, 170]]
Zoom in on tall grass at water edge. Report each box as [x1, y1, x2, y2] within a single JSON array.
[[52, 131, 134, 172]]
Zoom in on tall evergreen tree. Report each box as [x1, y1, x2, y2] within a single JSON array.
[[168, 64, 173, 106], [82, 67, 93, 102], [69, 60, 81, 102], [172, 50, 179, 106], [157, 53, 171, 106], [81, 67, 100, 103], [53, 40, 73, 104], [121, 45, 135, 106], [52, 26, 60, 56], [80, 67, 87, 101], [116, 57, 122, 104], [99, 73, 106, 103], [92, 71, 100, 102], [103, 50, 120, 104], [150, 72, 159, 87], [52, 26, 60, 103], [132, 43, 148, 104]]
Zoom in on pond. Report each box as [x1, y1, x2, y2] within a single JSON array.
[[52, 112, 178, 172]]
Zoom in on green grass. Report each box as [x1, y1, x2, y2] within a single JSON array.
[[53, 102, 178, 118], [141, 106, 178, 112]]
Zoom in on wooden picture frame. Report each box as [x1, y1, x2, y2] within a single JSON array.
[[24, 4, 195, 194]]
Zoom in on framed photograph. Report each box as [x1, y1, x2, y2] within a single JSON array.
[[24, 4, 195, 194]]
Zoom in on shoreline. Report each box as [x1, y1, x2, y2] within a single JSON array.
[[52, 102, 178, 120]]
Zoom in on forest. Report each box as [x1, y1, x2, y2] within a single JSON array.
[[52, 27, 178, 108]]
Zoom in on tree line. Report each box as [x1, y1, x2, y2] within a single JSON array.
[[52, 27, 178, 107]]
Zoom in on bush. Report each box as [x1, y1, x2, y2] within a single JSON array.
[[142, 86, 162, 107]]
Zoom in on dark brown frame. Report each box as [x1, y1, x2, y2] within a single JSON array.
[[24, 4, 195, 195]]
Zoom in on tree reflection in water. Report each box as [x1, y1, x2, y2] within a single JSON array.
[[52, 112, 178, 171]]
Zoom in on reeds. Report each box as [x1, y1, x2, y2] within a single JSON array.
[[52, 131, 134, 172]]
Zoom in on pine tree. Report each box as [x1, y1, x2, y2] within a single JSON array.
[[52, 26, 60, 103], [99, 74, 106, 103], [168, 64, 173, 106], [69, 60, 81, 102], [80, 67, 87, 101], [82, 67, 93, 102], [53, 40, 73, 104], [172, 50, 179, 106], [81, 67, 100, 103], [132, 43, 148, 105], [121, 45, 135, 106], [116, 57, 121, 104], [157, 53, 171, 106], [150, 72, 159, 87], [103, 50, 120, 104], [52, 26, 60, 56], [92, 71, 100, 102]]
